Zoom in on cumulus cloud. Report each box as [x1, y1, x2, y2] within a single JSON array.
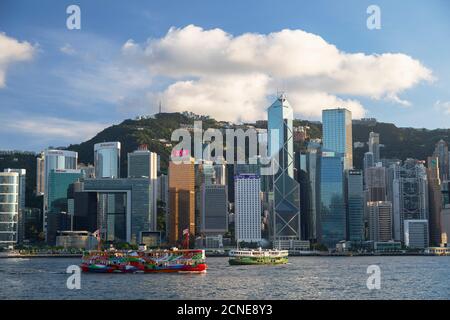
[[0, 114, 109, 143], [120, 25, 433, 122], [434, 100, 450, 115], [60, 43, 76, 55], [0, 32, 35, 87]]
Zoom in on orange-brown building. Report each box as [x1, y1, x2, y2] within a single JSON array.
[[168, 158, 195, 245]]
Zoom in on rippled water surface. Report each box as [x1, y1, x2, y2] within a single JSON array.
[[0, 256, 449, 299]]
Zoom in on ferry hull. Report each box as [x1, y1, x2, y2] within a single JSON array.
[[228, 257, 288, 266], [80, 249, 207, 274]]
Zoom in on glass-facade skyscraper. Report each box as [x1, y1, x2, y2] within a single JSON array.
[[322, 108, 353, 170], [320, 152, 346, 249], [0, 172, 19, 248], [267, 94, 301, 248], [346, 169, 364, 242], [94, 142, 121, 178]]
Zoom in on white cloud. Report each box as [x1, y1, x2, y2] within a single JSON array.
[[120, 25, 432, 121], [434, 100, 450, 115], [0, 114, 109, 143], [0, 32, 35, 87], [60, 43, 76, 55]]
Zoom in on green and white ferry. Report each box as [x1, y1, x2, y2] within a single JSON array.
[[228, 248, 289, 265]]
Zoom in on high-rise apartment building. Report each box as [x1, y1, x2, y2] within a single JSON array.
[[322, 108, 353, 170], [235, 174, 262, 243]]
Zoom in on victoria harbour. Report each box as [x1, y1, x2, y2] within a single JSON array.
[[1, 256, 448, 300]]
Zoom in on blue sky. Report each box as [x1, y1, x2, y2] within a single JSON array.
[[0, 0, 449, 151]]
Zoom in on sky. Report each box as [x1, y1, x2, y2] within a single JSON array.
[[0, 0, 450, 151]]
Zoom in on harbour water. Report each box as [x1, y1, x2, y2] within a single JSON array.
[[0, 256, 448, 299]]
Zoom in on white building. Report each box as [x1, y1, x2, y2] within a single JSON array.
[[0, 172, 19, 248], [235, 174, 262, 243], [404, 219, 429, 249]]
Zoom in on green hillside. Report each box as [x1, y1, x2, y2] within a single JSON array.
[[2, 112, 450, 209]]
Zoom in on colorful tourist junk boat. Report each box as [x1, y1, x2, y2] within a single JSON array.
[[80, 249, 207, 273], [228, 248, 289, 265]]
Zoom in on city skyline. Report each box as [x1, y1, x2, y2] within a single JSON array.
[[1, 0, 450, 152]]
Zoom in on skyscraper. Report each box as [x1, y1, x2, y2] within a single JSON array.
[[94, 142, 121, 178], [365, 165, 387, 202], [368, 132, 380, 163], [38, 149, 78, 240], [346, 169, 364, 243], [128, 146, 158, 231], [319, 152, 346, 248], [433, 139, 449, 181], [427, 156, 442, 246], [368, 201, 393, 242], [235, 174, 262, 243], [267, 94, 301, 248], [322, 108, 353, 170], [0, 172, 19, 248], [168, 158, 195, 245], [3, 169, 26, 244], [392, 159, 428, 242], [200, 184, 228, 235]]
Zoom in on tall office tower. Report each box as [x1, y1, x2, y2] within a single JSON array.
[[346, 169, 364, 243], [168, 158, 195, 245], [0, 172, 19, 248], [200, 184, 228, 235], [128, 147, 158, 230], [392, 159, 428, 242], [368, 201, 393, 242], [299, 144, 321, 241], [440, 181, 450, 245], [267, 94, 301, 248], [363, 152, 374, 187], [94, 142, 121, 178], [365, 165, 387, 201], [213, 163, 227, 185], [404, 219, 429, 249], [39, 149, 78, 239], [46, 169, 83, 244], [235, 174, 262, 243], [157, 174, 168, 203], [3, 169, 26, 244], [433, 139, 449, 181], [36, 153, 45, 195], [427, 156, 442, 246], [322, 108, 353, 170], [319, 151, 346, 248], [368, 132, 380, 163]]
